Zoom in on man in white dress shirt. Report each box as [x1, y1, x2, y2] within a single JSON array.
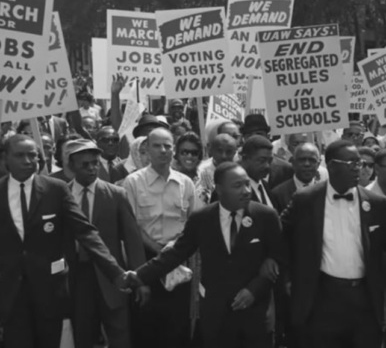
[[281, 140, 386, 348]]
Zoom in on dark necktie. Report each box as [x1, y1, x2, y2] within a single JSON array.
[[20, 183, 28, 231], [108, 160, 114, 182], [333, 193, 354, 201], [230, 212, 238, 252], [81, 187, 90, 219], [258, 183, 267, 205], [79, 187, 90, 261]]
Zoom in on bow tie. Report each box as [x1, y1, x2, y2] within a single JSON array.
[[333, 193, 354, 201]]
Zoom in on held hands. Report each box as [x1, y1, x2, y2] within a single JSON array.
[[114, 271, 144, 293], [259, 258, 280, 283], [231, 288, 255, 311]]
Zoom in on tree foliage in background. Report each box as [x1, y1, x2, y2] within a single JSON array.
[[55, 0, 386, 65]]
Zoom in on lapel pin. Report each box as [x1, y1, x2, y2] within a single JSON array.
[[242, 216, 253, 228], [362, 201, 371, 212], [43, 222, 55, 233]]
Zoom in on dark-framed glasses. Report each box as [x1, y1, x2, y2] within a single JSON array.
[[331, 158, 364, 169], [179, 149, 199, 157]]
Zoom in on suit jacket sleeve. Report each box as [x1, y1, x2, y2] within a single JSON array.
[[136, 214, 199, 284], [246, 207, 285, 297], [118, 189, 146, 270], [61, 183, 124, 282]]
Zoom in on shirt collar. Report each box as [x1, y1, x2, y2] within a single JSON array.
[[219, 203, 244, 219], [72, 178, 98, 195], [326, 180, 357, 203], [294, 175, 315, 190], [9, 174, 34, 188], [145, 165, 182, 186]]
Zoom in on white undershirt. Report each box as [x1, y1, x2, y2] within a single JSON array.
[[219, 204, 243, 253], [8, 174, 34, 240], [321, 181, 364, 278]]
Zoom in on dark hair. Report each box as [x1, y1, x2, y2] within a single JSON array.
[[325, 140, 354, 163], [241, 134, 272, 158], [214, 161, 241, 185], [375, 149, 386, 165], [358, 146, 375, 159], [16, 120, 31, 134], [4, 134, 35, 155], [175, 131, 203, 161], [54, 133, 82, 167]]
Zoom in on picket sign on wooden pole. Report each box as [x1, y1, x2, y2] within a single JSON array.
[[196, 97, 208, 158], [30, 117, 48, 176], [245, 75, 254, 116]]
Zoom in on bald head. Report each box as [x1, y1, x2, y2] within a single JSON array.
[[292, 142, 320, 184], [211, 134, 238, 166], [148, 127, 173, 145]]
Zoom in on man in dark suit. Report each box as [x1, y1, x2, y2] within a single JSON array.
[[272, 143, 321, 213], [0, 134, 130, 348], [96, 126, 122, 183], [127, 162, 283, 348], [66, 139, 149, 348], [281, 140, 386, 348], [239, 135, 276, 209], [240, 114, 293, 189]]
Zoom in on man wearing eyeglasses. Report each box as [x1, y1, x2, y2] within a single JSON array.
[[279, 139, 386, 348], [341, 120, 365, 147], [367, 149, 386, 197], [96, 126, 122, 183]]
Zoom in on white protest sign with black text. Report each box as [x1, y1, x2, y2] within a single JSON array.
[[358, 52, 386, 124], [0, 0, 53, 103], [206, 94, 244, 126], [156, 7, 233, 99], [92, 38, 110, 100], [349, 72, 374, 113], [107, 10, 164, 97], [258, 24, 349, 135], [2, 12, 78, 122], [227, 0, 294, 94]]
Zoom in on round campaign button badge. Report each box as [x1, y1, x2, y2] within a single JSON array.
[[43, 222, 55, 233], [362, 201, 371, 212], [242, 216, 253, 228]]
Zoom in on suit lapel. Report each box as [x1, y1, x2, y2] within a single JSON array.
[[357, 186, 370, 261], [92, 181, 103, 226], [313, 182, 327, 267], [0, 177, 20, 236], [28, 175, 44, 221], [211, 203, 230, 255], [234, 205, 254, 249]]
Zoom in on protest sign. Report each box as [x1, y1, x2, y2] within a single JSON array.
[[0, 0, 53, 103], [349, 72, 374, 113], [118, 79, 145, 143], [206, 94, 244, 126], [248, 76, 267, 115], [156, 7, 233, 99], [368, 48, 386, 57], [358, 51, 386, 124], [92, 38, 110, 100], [258, 24, 349, 135], [340, 36, 355, 91], [107, 10, 164, 97], [227, 0, 294, 94], [2, 12, 78, 122]]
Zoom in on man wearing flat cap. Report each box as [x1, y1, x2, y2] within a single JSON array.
[[0, 134, 132, 348], [67, 139, 149, 348]]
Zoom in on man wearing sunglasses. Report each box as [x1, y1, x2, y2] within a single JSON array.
[[280, 139, 386, 348], [96, 126, 122, 183]]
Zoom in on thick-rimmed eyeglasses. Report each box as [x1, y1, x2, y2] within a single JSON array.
[[330, 158, 364, 169]]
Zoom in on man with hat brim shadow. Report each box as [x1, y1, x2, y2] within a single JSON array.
[[241, 114, 293, 189]]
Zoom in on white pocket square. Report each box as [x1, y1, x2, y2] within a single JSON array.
[[250, 238, 260, 244], [42, 214, 56, 220], [369, 225, 380, 232]]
